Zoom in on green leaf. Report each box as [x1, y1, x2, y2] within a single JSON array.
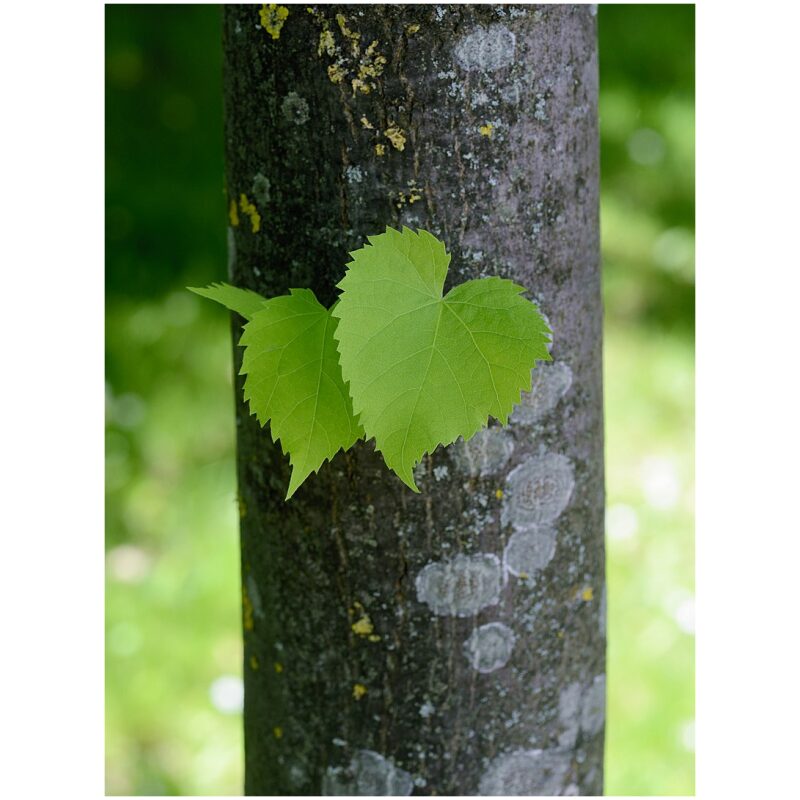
[[188, 282, 269, 320], [240, 289, 363, 499], [332, 227, 552, 492]]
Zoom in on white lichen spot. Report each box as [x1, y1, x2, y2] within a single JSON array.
[[415, 553, 504, 617], [501, 454, 575, 528], [245, 573, 265, 619], [464, 622, 516, 673], [227, 227, 236, 277], [289, 764, 307, 788], [557, 682, 582, 747], [590, 4, 598, 17], [511, 363, 573, 425], [345, 165, 364, 184], [581, 674, 606, 736], [281, 91, 310, 125], [479, 749, 571, 795], [323, 750, 413, 796], [564, 783, 581, 795], [538, 310, 554, 354], [419, 701, 435, 719], [503, 526, 557, 579], [453, 426, 514, 477], [251, 172, 271, 205], [504, 709, 522, 730], [501, 82, 523, 106], [558, 675, 606, 746], [433, 465, 449, 481], [454, 25, 516, 72], [533, 93, 548, 121]]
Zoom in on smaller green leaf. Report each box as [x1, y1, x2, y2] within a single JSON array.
[[188, 282, 269, 320], [240, 289, 363, 499]]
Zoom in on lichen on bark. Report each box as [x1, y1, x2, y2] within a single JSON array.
[[224, 4, 604, 795]]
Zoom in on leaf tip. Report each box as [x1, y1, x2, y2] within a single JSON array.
[[285, 471, 305, 500], [396, 468, 420, 494]]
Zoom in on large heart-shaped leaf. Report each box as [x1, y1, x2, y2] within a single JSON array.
[[332, 227, 551, 491]]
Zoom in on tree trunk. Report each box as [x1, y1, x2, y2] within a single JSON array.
[[223, 4, 604, 795]]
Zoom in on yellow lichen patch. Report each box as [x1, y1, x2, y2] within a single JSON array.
[[359, 41, 387, 78], [237, 493, 247, 519], [368, 634, 382, 643], [518, 571, 530, 580], [318, 29, 335, 57], [363, 39, 381, 60], [336, 12, 360, 47], [557, 630, 565, 639], [375, 143, 386, 156], [495, 488, 504, 500], [352, 616, 374, 636], [229, 198, 240, 227], [249, 655, 260, 670], [406, 23, 420, 35], [352, 683, 367, 700], [239, 193, 261, 233], [582, 586, 594, 602], [360, 115, 374, 129], [394, 186, 424, 210], [273, 726, 283, 739], [242, 586, 254, 632], [350, 601, 376, 637], [312, 14, 388, 97], [479, 123, 494, 138], [259, 4, 289, 40], [327, 63, 346, 84], [344, 41, 386, 94], [274, 661, 284, 673], [384, 126, 406, 151]]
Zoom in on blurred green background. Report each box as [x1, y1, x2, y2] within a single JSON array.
[[105, 5, 694, 795]]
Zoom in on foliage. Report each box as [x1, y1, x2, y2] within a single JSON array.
[[191, 227, 550, 496], [187, 282, 268, 321], [190, 284, 362, 498]]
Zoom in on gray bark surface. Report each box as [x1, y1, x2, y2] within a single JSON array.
[[223, 4, 604, 795]]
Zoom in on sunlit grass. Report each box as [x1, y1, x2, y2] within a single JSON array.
[[105, 299, 243, 795], [603, 324, 695, 795]]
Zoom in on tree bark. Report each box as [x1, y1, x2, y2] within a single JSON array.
[[224, 4, 604, 795]]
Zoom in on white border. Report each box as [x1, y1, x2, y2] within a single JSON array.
[[6, 1, 800, 798]]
